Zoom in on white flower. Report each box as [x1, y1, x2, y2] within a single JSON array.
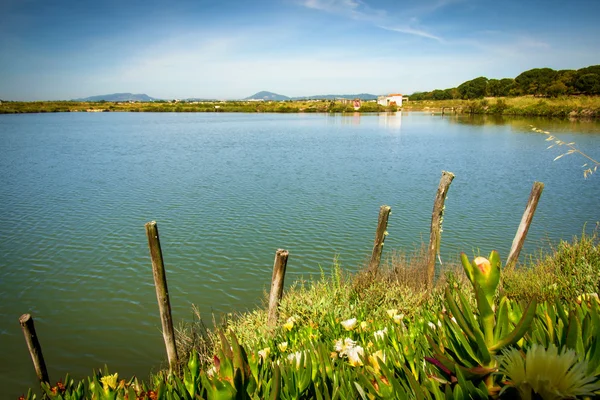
[[258, 347, 270, 360], [334, 338, 357, 357], [346, 346, 364, 366], [374, 327, 388, 341], [341, 318, 358, 331], [393, 314, 404, 324], [428, 322, 437, 330], [206, 366, 217, 378], [287, 351, 303, 368], [386, 309, 398, 318]]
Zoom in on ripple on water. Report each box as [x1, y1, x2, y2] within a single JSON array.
[[1, 112, 599, 397]]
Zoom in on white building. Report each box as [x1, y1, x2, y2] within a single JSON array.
[[377, 94, 403, 107]]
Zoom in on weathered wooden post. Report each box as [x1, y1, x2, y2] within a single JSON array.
[[145, 221, 179, 373], [426, 171, 455, 288], [19, 313, 49, 384], [505, 182, 544, 271], [368, 205, 391, 274], [268, 249, 289, 328]]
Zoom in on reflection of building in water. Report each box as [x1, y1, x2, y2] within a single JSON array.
[[378, 111, 402, 130], [341, 112, 361, 125], [377, 94, 404, 107]]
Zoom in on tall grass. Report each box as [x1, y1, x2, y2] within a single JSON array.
[[502, 229, 600, 302]]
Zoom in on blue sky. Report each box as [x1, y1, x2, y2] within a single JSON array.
[[1, 0, 599, 100]]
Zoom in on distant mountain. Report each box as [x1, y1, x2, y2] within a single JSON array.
[[291, 93, 378, 100], [74, 93, 156, 102], [245, 91, 290, 101]]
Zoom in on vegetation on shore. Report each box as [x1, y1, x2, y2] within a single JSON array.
[[409, 65, 600, 100], [22, 230, 600, 399], [2, 95, 600, 119], [404, 96, 600, 118], [0, 99, 394, 114]]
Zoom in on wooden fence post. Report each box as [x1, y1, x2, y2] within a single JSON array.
[[145, 221, 179, 373], [268, 249, 289, 328], [19, 313, 49, 384], [368, 205, 391, 273], [505, 182, 544, 271], [426, 171, 455, 288]]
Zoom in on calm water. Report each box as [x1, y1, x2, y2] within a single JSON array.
[[1, 112, 599, 395]]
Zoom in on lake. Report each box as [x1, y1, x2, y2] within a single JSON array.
[[1, 112, 599, 395]]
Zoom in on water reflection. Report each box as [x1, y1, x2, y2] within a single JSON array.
[[378, 111, 402, 130], [444, 113, 600, 134]]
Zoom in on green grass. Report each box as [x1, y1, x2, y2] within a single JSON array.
[[22, 232, 600, 399], [404, 96, 600, 118]]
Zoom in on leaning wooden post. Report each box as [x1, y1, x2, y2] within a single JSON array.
[[505, 182, 544, 272], [19, 313, 49, 384], [268, 249, 289, 328], [368, 205, 391, 273], [426, 171, 455, 288], [145, 221, 179, 374]]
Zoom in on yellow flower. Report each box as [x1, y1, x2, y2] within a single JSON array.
[[330, 351, 339, 360], [393, 314, 404, 324], [386, 309, 398, 319], [360, 321, 369, 331], [278, 342, 288, 352], [341, 318, 357, 331], [283, 316, 295, 331], [368, 350, 385, 373], [474, 256, 491, 275], [100, 373, 118, 391]]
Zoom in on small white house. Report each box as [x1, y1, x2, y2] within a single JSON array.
[[377, 94, 403, 107]]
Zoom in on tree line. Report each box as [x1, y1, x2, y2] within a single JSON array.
[[409, 65, 600, 100]]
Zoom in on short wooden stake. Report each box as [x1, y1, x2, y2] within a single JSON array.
[[368, 205, 391, 273], [426, 171, 455, 288], [145, 221, 179, 374], [268, 249, 289, 328], [505, 182, 544, 271], [19, 313, 49, 383]]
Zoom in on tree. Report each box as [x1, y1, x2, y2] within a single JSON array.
[[575, 73, 600, 95], [514, 68, 557, 96], [458, 77, 488, 99]]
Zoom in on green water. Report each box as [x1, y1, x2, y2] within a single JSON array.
[[0, 112, 598, 395]]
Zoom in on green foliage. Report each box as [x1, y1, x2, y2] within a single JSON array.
[[458, 77, 488, 99], [503, 231, 600, 302], [23, 236, 600, 399], [407, 64, 600, 101]]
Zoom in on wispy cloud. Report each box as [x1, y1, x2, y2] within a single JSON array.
[[297, 0, 441, 40], [379, 25, 442, 42], [299, 0, 384, 20]]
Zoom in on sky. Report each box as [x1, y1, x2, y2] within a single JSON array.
[[1, 0, 599, 101]]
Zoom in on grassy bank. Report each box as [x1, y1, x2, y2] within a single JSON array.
[[24, 231, 600, 399], [0, 100, 393, 114], [404, 96, 600, 118], [2, 96, 600, 118]]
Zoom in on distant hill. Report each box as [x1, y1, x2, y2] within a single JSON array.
[[245, 91, 290, 101], [291, 93, 378, 100], [245, 91, 379, 101], [74, 93, 156, 102]]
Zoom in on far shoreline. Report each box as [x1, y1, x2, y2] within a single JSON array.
[[1, 96, 599, 119]]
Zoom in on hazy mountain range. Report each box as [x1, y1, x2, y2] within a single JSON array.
[[72, 91, 380, 102], [244, 91, 378, 101], [73, 93, 156, 102]]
